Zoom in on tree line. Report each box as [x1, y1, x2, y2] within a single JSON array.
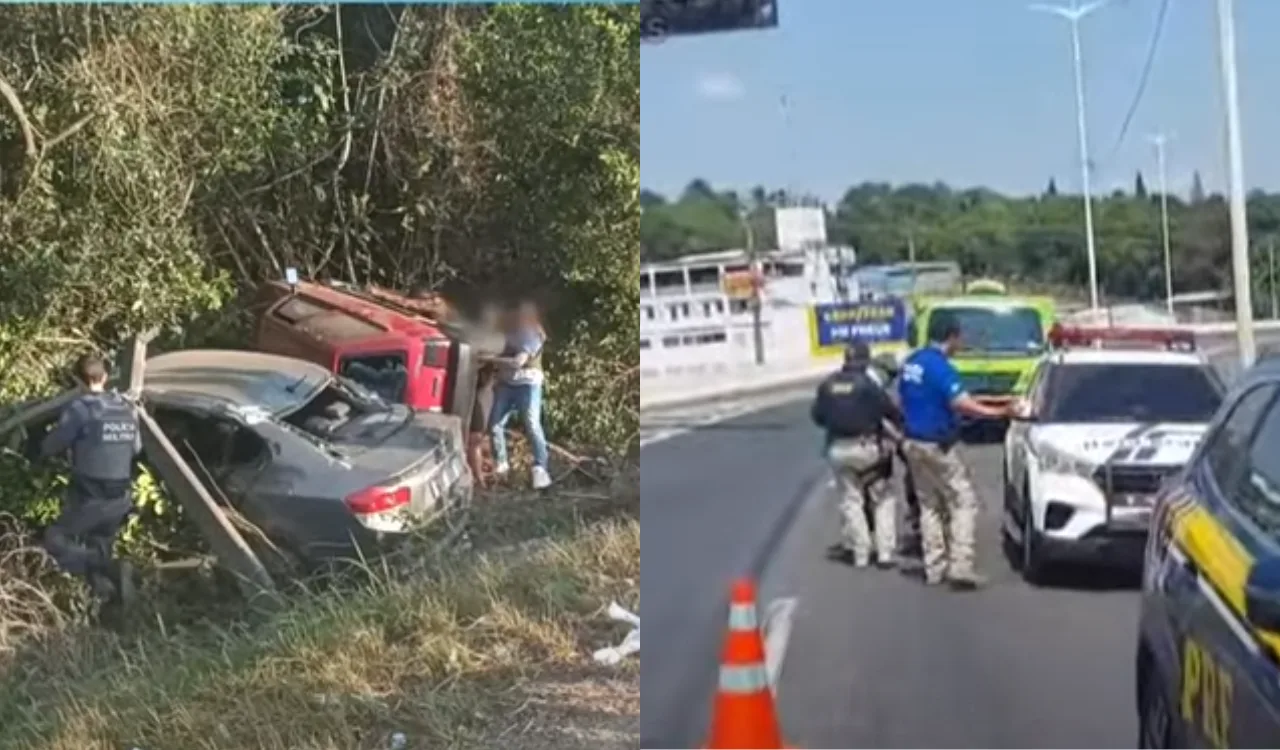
[[641, 176, 1280, 312], [0, 4, 639, 453]]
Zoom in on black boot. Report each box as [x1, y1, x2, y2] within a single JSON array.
[[826, 543, 855, 565]]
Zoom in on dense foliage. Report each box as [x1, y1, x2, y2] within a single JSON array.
[[0, 5, 638, 447], [641, 177, 1280, 312], [0, 6, 637, 548]]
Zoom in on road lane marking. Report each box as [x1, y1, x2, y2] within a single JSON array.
[[639, 402, 759, 447], [639, 388, 814, 448], [762, 596, 798, 695]]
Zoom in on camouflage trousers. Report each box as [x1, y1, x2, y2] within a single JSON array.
[[828, 438, 895, 565], [901, 440, 978, 583]]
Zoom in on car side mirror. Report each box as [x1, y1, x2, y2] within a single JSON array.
[[1245, 557, 1280, 632]]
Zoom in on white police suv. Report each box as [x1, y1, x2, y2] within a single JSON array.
[[1001, 325, 1226, 584]]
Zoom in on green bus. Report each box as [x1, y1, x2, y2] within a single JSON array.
[[908, 289, 1056, 420]]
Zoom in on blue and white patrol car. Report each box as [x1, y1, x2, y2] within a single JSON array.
[[1002, 325, 1225, 584], [1137, 355, 1280, 748]]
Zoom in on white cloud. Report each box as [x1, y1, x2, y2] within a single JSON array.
[[695, 71, 745, 102]]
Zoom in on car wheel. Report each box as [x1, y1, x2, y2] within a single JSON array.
[[1021, 490, 1046, 585], [1138, 666, 1176, 749]]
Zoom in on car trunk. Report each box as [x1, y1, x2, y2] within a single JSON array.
[[327, 405, 437, 462], [324, 407, 465, 530]]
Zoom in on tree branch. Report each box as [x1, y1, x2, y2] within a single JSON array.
[[0, 72, 39, 191]]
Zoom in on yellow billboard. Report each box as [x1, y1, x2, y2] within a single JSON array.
[[721, 270, 760, 300]]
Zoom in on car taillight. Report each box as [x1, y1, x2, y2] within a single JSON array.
[[344, 485, 411, 515]]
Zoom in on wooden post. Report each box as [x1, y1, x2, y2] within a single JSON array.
[[121, 330, 277, 603], [137, 410, 277, 602], [116, 328, 158, 398]]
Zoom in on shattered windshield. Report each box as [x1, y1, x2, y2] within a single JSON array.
[[283, 376, 401, 450]]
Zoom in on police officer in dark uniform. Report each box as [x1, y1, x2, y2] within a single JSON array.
[[39, 353, 141, 602], [812, 341, 903, 569], [867, 352, 923, 561]]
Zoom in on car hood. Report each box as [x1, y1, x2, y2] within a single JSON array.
[[1030, 422, 1208, 469]]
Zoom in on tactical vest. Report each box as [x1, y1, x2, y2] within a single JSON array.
[[821, 370, 887, 440], [73, 392, 139, 481]]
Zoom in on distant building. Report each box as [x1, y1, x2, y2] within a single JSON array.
[[640, 246, 856, 379]]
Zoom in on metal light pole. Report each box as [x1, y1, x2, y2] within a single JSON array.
[[907, 228, 918, 297], [1031, 0, 1111, 311], [1215, 0, 1256, 368], [1269, 237, 1277, 320], [1149, 133, 1175, 316], [741, 207, 765, 366]]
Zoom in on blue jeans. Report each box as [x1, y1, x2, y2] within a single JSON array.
[[489, 381, 549, 470]]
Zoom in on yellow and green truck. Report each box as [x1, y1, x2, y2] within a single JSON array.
[[906, 280, 1056, 425]]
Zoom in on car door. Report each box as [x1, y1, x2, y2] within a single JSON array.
[[1165, 383, 1280, 748], [150, 405, 270, 504], [1005, 359, 1050, 504]]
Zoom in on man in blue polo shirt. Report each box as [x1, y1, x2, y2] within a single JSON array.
[[899, 316, 1013, 590]]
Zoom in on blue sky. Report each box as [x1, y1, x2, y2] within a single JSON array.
[[640, 0, 1280, 202]]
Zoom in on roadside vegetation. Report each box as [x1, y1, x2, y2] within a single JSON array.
[[0, 473, 640, 750], [0, 5, 638, 748]]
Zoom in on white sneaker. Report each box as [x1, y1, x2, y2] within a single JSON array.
[[494, 462, 510, 476], [531, 466, 552, 490]]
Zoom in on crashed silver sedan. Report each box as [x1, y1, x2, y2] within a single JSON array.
[[9, 350, 473, 566]]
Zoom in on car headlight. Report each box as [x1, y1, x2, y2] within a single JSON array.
[[1031, 439, 1097, 479]]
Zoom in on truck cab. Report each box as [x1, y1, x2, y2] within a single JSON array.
[[254, 280, 504, 426]]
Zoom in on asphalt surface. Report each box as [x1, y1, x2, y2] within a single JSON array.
[[640, 397, 825, 748], [639, 330, 1280, 750], [770, 440, 1140, 748]]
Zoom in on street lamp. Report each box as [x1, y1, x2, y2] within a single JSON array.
[[1148, 132, 1175, 317], [739, 206, 765, 366], [1215, 0, 1256, 368], [1030, 0, 1112, 312]]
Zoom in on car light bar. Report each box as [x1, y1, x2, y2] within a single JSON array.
[[1047, 323, 1197, 352]]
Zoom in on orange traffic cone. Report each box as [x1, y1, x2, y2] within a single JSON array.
[[705, 578, 788, 749]]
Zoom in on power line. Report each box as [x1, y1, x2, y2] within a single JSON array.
[[1101, 0, 1172, 170]]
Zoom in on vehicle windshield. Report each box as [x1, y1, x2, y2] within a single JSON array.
[[335, 373, 390, 408], [931, 305, 1044, 355], [340, 356, 406, 404], [283, 376, 396, 447], [1042, 364, 1223, 423]]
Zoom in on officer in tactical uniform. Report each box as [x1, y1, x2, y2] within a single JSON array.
[[39, 353, 141, 603], [867, 352, 922, 561], [898, 318, 1014, 590], [812, 341, 903, 569]]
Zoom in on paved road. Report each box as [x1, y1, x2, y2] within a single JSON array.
[[771, 440, 1139, 748], [640, 397, 826, 748], [640, 330, 1280, 749]]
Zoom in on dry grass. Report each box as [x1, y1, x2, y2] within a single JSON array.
[[0, 477, 639, 750]]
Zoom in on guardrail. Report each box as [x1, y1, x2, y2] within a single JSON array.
[[641, 318, 1280, 412], [1177, 319, 1280, 336]]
